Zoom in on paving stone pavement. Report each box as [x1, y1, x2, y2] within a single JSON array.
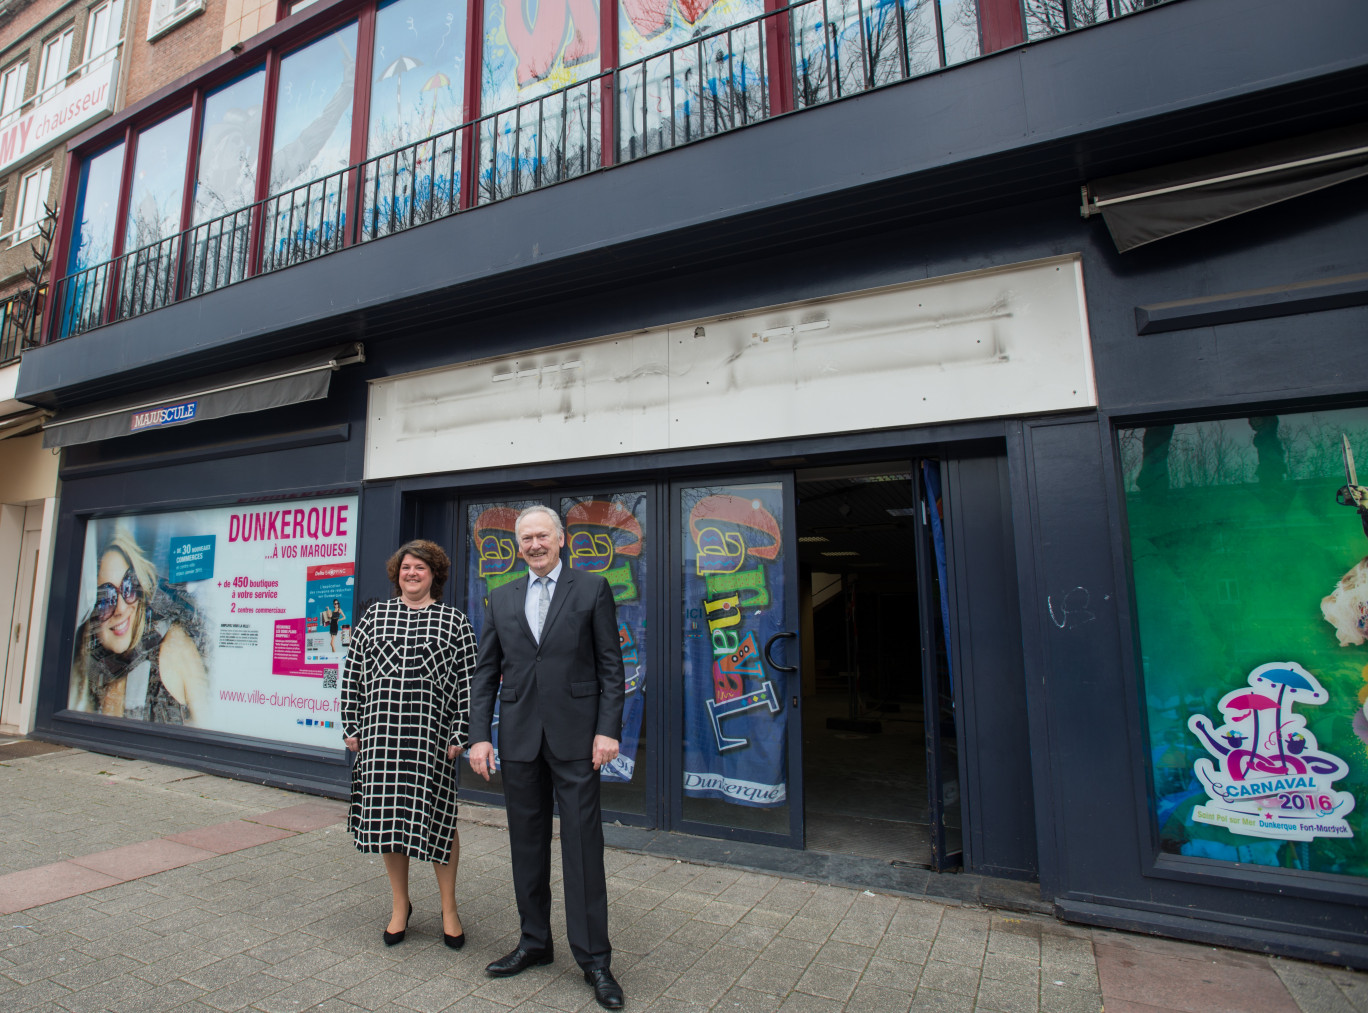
[[1, 745, 1365, 1013]]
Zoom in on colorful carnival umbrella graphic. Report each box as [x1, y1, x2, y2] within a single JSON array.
[[1225, 691, 1278, 773], [421, 72, 451, 133], [1254, 665, 1315, 768]]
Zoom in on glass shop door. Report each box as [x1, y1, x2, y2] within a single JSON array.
[[669, 475, 804, 848]]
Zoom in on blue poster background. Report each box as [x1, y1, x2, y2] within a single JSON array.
[[681, 483, 789, 807]]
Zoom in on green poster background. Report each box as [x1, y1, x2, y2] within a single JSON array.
[[1125, 408, 1368, 877]]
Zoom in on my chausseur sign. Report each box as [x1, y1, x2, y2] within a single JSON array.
[[0, 60, 117, 174]]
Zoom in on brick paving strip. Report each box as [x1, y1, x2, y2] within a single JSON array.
[[0, 801, 348, 915]]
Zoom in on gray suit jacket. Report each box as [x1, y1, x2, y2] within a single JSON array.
[[469, 566, 625, 763]]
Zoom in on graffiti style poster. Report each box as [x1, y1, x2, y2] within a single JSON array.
[[681, 483, 789, 806], [481, 0, 599, 112], [563, 493, 648, 783], [67, 496, 358, 747], [478, 0, 600, 201], [465, 499, 538, 765], [1124, 408, 1368, 876]]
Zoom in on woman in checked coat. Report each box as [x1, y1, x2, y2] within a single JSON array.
[[342, 539, 477, 949]]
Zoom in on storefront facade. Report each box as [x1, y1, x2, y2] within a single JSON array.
[[14, 0, 1368, 966]]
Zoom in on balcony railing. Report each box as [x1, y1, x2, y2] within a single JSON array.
[[48, 0, 1172, 342], [0, 287, 46, 365]]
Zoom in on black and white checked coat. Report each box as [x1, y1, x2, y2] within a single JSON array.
[[341, 598, 476, 861]]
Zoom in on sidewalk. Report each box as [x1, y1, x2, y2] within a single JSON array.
[[0, 743, 1364, 1013]]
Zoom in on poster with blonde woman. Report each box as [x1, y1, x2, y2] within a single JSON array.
[[69, 522, 211, 724], [65, 495, 360, 746]]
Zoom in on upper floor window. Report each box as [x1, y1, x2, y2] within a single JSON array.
[[37, 27, 75, 104], [85, 0, 124, 71], [148, 0, 207, 41], [0, 60, 29, 127], [15, 163, 52, 243]]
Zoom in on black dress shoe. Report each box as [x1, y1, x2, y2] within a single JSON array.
[[443, 930, 466, 950], [382, 902, 413, 946], [584, 967, 623, 1010], [485, 947, 553, 976]]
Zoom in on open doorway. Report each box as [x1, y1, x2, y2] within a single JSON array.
[[797, 461, 962, 868]]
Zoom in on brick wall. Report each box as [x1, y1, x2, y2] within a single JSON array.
[[122, 0, 227, 106]]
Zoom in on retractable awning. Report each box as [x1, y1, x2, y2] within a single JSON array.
[[1082, 124, 1368, 252], [0, 406, 50, 440], [42, 343, 364, 449]]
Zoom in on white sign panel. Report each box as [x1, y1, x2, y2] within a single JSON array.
[[0, 61, 117, 173], [366, 255, 1097, 480]]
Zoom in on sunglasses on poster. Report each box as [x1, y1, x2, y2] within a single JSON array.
[[93, 569, 141, 623]]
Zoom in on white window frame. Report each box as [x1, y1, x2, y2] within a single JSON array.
[[15, 164, 52, 244], [0, 61, 29, 128], [147, 0, 206, 42], [83, 0, 124, 72], [37, 27, 75, 104]]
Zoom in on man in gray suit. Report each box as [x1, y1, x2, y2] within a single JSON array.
[[468, 505, 625, 1010]]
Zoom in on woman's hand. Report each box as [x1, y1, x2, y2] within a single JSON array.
[[447, 744, 463, 761], [344, 736, 360, 751]]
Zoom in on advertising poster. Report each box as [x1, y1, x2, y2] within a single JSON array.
[[67, 495, 359, 748], [465, 499, 538, 765], [563, 493, 647, 782], [1124, 409, 1368, 876], [464, 496, 644, 783], [681, 484, 788, 807]]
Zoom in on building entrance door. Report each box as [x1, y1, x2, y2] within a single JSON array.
[[669, 476, 804, 848], [0, 505, 41, 732], [794, 461, 963, 870]]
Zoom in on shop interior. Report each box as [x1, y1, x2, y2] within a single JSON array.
[[796, 461, 962, 868]]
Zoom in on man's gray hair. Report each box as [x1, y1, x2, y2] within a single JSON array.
[[515, 504, 564, 538]]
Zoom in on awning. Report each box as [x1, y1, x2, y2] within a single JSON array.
[[1082, 124, 1368, 252], [42, 343, 364, 449], [0, 406, 50, 440]]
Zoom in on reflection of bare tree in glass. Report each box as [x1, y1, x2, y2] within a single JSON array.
[[1023, 0, 1167, 42], [1168, 421, 1254, 489], [186, 108, 261, 297], [479, 80, 601, 204], [1278, 417, 1368, 484], [117, 191, 183, 318], [262, 41, 356, 272], [362, 131, 462, 241], [619, 20, 768, 161], [792, 0, 939, 110]]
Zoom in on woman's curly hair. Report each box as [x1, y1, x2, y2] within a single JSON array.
[[386, 539, 450, 599]]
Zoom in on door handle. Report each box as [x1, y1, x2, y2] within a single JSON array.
[[764, 631, 797, 673]]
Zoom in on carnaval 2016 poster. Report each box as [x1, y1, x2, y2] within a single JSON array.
[[1125, 408, 1368, 879], [66, 495, 358, 748]]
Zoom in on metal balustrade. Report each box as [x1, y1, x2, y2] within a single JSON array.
[[46, 0, 1170, 341]]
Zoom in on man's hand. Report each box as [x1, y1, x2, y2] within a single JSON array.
[[469, 741, 496, 780], [592, 735, 620, 771]]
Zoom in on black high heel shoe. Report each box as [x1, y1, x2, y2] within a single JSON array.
[[443, 914, 465, 950], [383, 902, 413, 946]]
